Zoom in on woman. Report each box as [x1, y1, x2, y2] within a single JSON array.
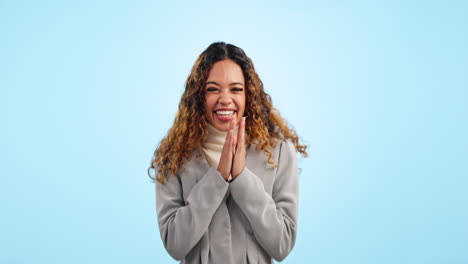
[[148, 42, 308, 264]]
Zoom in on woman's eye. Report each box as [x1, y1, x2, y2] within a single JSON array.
[[207, 87, 218, 92], [232, 88, 244, 92]]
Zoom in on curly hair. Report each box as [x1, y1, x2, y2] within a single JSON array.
[[148, 42, 308, 184]]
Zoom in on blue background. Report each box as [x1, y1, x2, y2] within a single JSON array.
[[1, 1, 467, 263]]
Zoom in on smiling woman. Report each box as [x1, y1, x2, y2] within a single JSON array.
[[148, 42, 308, 264], [204, 59, 246, 131]]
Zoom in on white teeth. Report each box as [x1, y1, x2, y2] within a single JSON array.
[[215, 110, 235, 116]]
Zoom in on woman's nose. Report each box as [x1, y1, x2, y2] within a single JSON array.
[[218, 92, 233, 105]]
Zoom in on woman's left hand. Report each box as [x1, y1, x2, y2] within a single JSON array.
[[231, 117, 246, 179]]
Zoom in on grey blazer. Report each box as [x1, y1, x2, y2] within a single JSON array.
[[155, 139, 299, 264]]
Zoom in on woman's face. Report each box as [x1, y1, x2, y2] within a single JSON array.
[[204, 59, 246, 131]]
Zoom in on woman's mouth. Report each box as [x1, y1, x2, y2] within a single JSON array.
[[214, 110, 236, 121]]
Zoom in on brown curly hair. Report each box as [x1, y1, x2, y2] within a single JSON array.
[[148, 42, 308, 184]]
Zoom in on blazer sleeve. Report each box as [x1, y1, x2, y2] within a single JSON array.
[[156, 166, 229, 260], [229, 139, 299, 262]]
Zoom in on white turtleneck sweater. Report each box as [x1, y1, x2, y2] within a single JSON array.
[[201, 123, 244, 181]]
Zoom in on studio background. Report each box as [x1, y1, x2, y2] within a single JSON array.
[[1, 1, 467, 263]]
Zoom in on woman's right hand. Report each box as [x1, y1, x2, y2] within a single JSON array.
[[217, 119, 236, 181]]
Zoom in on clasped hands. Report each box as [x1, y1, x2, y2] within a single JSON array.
[[217, 117, 247, 181]]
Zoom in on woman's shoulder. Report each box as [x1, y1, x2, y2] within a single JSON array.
[[271, 138, 297, 152], [248, 137, 296, 151], [247, 138, 297, 165], [281, 138, 297, 150], [276, 139, 297, 160]]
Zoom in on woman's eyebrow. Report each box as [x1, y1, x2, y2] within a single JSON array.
[[205, 81, 244, 87], [230, 82, 244, 87], [205, 81, 220, 86]]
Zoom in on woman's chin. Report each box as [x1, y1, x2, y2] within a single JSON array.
[[210, 114, 237, 131], [212, 123, 230, 132]]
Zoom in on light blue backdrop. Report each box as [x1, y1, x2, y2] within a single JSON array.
[[1, 1, 467, 263]]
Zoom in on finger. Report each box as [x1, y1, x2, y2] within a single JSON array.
[[230, 118, 235, 130], [232, 123, 237, 146], [220, 130, 229, 159], [237, 117, 246, 153], [225, 124, 231, 141], [222, 127, 230, 150], [229, 119, 236, 150], [240, 116, 245, 140], [219, 128, 234, 180], [231, 126, 237, 155], [226, 128, 233, 152]]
